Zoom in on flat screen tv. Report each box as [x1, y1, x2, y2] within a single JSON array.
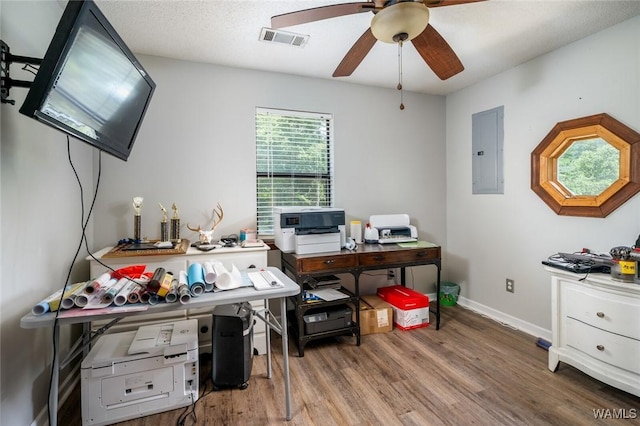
[[19, 0, 155, 161]]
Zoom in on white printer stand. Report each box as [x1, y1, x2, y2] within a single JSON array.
[[81, 319, 199, 426]]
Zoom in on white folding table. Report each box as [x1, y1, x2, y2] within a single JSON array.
[[20, 267, 299, 425]]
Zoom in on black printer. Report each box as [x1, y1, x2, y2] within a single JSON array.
[[303, 305, 352, 334]]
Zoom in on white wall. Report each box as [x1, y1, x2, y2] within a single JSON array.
[[445, 15, 640, 333], [6, 1, 637, 423], [1, 2, 94, 425], [90, 55, 447, 293], [1, 2, 446, 424]]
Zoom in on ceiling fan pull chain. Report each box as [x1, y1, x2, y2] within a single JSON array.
[[398, 39, 404, 110]]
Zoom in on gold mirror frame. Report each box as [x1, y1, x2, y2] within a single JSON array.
[[531, 113, 640, 218]]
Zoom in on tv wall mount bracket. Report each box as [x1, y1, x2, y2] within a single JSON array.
[[1, 40, 42, 105]]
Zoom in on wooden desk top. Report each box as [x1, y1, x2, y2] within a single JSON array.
[[281, 243, 441, 274]]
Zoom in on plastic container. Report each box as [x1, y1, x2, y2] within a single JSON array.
[[350, 220, 362, 244], [439, 282, 460, 306]]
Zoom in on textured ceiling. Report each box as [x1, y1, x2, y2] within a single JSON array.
[[93, 0, 640, 95]]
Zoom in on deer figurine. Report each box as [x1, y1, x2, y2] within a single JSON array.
[[187, 203, 224, 244]]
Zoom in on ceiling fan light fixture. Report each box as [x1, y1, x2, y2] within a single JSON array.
[[371, 2, 430, 44]]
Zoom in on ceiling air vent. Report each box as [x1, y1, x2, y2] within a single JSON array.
[[259, 28, 309, 48]]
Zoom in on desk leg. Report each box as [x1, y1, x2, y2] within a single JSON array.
[[436, 266, 441, 330], [265, 298, 272, 379], [50, 323, 60, 426], [280, 297, 292, 421], [354, 271, 361, 347]]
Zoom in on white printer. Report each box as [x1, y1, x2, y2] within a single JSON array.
[[81, 319, 199, 426], [368, 214, 418, 244], [274, 206, 345, 254]]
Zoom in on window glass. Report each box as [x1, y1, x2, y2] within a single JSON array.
[[557, 138, 619, 196], [256, 108, 334, 235]]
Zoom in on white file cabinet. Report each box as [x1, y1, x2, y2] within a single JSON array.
[[88, 245, 269, 355], [546, 266, 640, 397]]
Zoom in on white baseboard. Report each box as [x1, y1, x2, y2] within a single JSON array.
[[454, 295, 552, 341], [31, 365, 80, 426]]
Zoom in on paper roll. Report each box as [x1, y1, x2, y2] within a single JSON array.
[[114, 280, 138, 306], [147, 267, 166, 293], [203, 262, 217, 284], [127, 286, 141, 304], [178, 284, 191, 304], [86, 272, 111, 294], [179, 270, 188, 285], [32, 281, 90, 315], [140, 289, 151, 303], [61, 281, 90, 309], [75, 293, 89, 307], [214, 264, 242, 290], [32, 289, 64, 316], [156, 272, 173, 298], [165, 279, 179, 303], [187, 263, 206, 296], [102, 277, 129, 304]]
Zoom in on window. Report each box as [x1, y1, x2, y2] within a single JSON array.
[[531, 113, 640, 217], [256, 108, 334, 235], [557, 138, 619, 196]]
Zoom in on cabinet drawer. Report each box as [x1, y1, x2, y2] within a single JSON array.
[[566, 318, 640, 374], [358, 248, 439, 267], [565, 285, 640, 340], [297, 255, 357, 273]]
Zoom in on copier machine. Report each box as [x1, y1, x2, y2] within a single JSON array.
[[81, 319, 199, 426], [274, 206, 345, 254]]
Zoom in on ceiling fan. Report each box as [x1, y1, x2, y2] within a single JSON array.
[[271, 0, 486, 81]]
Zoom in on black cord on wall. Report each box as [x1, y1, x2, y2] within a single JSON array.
[[47, 137, 102, 425]]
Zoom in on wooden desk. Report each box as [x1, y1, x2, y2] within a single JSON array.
[[281, 244, 441, 355]]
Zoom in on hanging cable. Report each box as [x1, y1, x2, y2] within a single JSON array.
[[393, 33, 407, 111]]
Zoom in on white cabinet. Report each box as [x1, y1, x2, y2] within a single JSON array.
[[88, 245, 269, 355], [546, 266, 640, 397]]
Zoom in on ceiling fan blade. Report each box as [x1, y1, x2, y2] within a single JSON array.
[[411, 24, 464, 80], [333, 28, 377, 77], [424, 0, 487, 7], [271, 2, 375, 29]]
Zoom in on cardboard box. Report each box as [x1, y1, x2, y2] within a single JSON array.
[[357, 295, 393, 335], [377, 285, 430, 331]]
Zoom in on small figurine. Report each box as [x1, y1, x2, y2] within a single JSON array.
[[187, 203, 224, 245], [132, 196, 144, 241], [170, 203, 180, 242], [172, 203, 179, 219], [159, 203, 169, 242], [132, 197, 144, 215]]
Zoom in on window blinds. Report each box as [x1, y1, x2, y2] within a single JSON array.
[[256, 107, 334, 235]]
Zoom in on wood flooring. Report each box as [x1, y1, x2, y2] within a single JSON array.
[[58, 303, 639, 425]]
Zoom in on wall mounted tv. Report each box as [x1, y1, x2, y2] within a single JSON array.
[[19, 0, 155, 161]]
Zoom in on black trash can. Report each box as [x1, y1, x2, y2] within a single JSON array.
[[211, 302, 254, 390]]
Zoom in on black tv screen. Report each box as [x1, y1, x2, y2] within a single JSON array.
[[19, 0, 155, 161]]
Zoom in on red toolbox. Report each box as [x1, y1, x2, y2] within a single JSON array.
[[377, 285, 430, 330]]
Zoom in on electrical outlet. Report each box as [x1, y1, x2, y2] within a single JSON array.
[[506, 278, 515, 293], [387, 269, 395, 280]]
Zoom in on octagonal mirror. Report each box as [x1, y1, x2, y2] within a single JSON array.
[[531, 113, 640, 217]]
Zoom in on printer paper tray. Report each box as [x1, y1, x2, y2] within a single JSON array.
[[377, 237, 417, 244]]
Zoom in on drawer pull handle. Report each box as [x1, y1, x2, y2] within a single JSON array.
[[373, 255, 384, 261], [416, 251, 426, 257], [324, 260, 335, 265], [596, 345, 605, 351], [596, 312, 605, 318]]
